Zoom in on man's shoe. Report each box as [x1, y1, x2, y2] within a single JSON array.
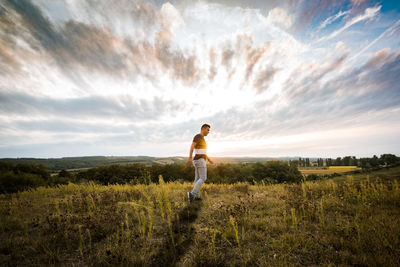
[[187, 192, 194, 203], [194, 197, 202, 201]]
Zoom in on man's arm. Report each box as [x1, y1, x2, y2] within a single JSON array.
[[188, 142, 196, 165], [207, 155, 214, 164]]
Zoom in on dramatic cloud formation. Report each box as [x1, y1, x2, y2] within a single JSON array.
[[0, 0, 399, 158]]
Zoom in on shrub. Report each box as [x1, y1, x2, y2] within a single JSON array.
[[0, 171, 46, 193]]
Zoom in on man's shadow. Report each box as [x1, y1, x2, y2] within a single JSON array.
[[150, 200, 203, 267]]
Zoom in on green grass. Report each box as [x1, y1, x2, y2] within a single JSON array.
[[331, 165, 400, 184], [1, 168, 400, 266]]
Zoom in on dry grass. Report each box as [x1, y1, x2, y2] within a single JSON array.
[[1, 168, 400, 266]]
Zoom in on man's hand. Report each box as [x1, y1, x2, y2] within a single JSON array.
[[188, 158, 193, 166]]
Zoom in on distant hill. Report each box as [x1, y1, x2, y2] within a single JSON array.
[[0, 156, 301, 172]]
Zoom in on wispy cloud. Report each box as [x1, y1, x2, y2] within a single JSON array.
[[316, 5, 381, 43], [317, 9, 350, 31], [350, 19, 400, 62]]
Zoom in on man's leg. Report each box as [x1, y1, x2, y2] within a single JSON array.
[[191, 159, 207, 198], [188, 160, 200, 202], [193, 160, 200, 184]]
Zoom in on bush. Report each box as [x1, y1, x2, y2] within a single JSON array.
[[14, 163, 50, 180], [0, 171, 46, 193], [306, 174, 320, 181], [251, 161, 302, 183], [0, 162, 65, 194]]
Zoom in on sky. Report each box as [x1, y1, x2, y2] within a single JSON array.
[[0, 0, 399, 159]]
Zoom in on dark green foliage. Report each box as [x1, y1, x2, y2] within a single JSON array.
[[0, 156, 185, 172], [77, 163, 149, 184], [379, 154, 399, 166], [151, 163, 194, 182], [306, 174, 320, 181], [0, 161, 13, 172], [207, 161, 302, 184], [72, 161, 302, 186], [253, 161, 301, 183], [14, 163, 50, 180], [0, 162, 70, 193], [1, 154, 399, 193], [58, 169, 71, 178], [359, 154, 400, 169], [69, 154, 399, 186], [0, 171, 45, 193]]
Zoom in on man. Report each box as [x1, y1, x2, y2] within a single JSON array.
[[187, 124, 214, 202]]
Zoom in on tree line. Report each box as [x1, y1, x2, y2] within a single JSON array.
[[0, 162, 62, 194], [290, 154, 399, 168], [0, 160, 302, 193], [1, 154, 398, 194], [75, 160, 302, 185]]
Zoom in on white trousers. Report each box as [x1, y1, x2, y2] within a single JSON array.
[[191, 158, 207, 198]]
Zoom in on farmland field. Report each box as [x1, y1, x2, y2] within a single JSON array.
[[1, 167, 400, 266], [299, 167, 361, 175]]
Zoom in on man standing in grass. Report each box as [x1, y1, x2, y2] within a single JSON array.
[[187, 124, 214, 202]]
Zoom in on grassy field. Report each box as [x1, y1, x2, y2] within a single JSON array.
[[299, 166, 361, 175], [1, 167, 400, 266]]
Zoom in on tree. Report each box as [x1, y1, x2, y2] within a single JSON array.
[[370, 155, 379, 168], [326, 158, 332, 167], [14, 163, 50, 180], [379, 154, 399, 166], [289, 160, 299, 167], [350, 156, 358, 166], [343, 156, 351, 166]]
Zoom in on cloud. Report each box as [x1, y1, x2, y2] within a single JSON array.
[[221, 46, 235, 69], [287, 49, 400, 118], [62, 21, 126, 71], [350, 19, 400, 62], [0, 42, 19, 72], [4, 0, 62, 51], [0, 91, 187, 121], [1, 0, 301, 92], [253, 66, 279, 94], [155, 44, 201, 85], [220, 48, 400, 145], [317, 9, 350, 31], [267, 7, 294, 29], [130, 0, 159, 26], [208, 48, 217, 81], [283, 51, 349, 100], [316, 5, 381, 43], [292, 0, 346, 31], [351, 0, 366, 6], [0, 0, 207, 88], [245, 42, 271, 82], [364, 48, 391, 68], [4, 0, 127, 73]]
